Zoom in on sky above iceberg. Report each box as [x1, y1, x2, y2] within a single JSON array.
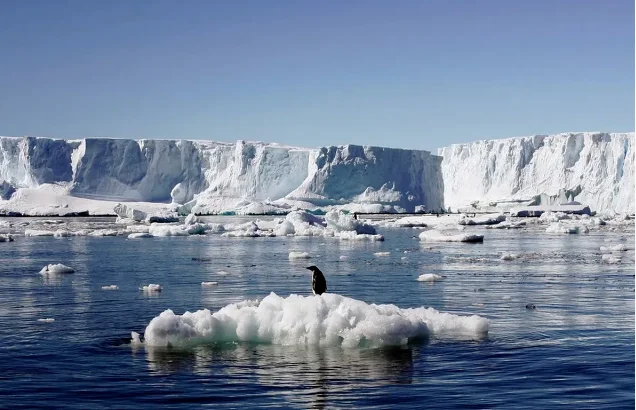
[[0, 0, 633, 152]]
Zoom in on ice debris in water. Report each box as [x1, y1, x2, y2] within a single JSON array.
[[601, 254, 622, 264], [201, 282, 218, 287], [141, 284, 163, 292], [600, 244, 628, 252], [545, 222, 589, 234], [134, 292, 489, 348], [128, 232, 153, 239], [102, 285, 119, 290], [374, 252, 391, 256], [40, 264, 75, 274], [419, 229, 484, 243], [0, 234, 14, 242], [288, 251, 311, 260], [500, 253, 519, 261], [38, 318, 55, 323], [417, 273, 443, 282]]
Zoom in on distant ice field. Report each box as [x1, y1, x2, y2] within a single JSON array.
[[0, 216, 633, 409]]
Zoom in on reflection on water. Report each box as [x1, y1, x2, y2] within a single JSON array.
[[142, 342, 417, 408]]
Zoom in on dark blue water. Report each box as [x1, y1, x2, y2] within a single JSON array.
[[0, 218, 633, 409]]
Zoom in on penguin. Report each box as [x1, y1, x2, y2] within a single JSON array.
[[305, 266, 327, 295]]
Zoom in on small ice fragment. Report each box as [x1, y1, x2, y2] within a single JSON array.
[[374, 252, 391, 256], [289, 251, 311, 260], [417, 273, 442, 282], [141, 284, 162, 292], [201, 281, 218, 287], [131, 331, 143, 345], [128, 232, 153, 239], [40, 264, 74, 274], [102, 285, 119, 290], [38, 318, 55, 323], [502, 296, 512, 301], [339, 255, 349, 260], [500, 253, 519, 261]]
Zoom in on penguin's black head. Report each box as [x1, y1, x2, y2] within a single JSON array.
[[305, 266, 319, 272]]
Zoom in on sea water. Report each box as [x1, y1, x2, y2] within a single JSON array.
[[0, 217, 633, 409]]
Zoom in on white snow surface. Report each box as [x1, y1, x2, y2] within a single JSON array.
[[417, 274, 443, 282], [419, 229, 484, 243], [439, 132, 634, 214], [134, 292, 489, 348]]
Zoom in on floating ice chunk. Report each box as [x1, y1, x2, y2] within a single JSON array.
[[458, 213, 506, 226], [500, 253, 519, 261], [600, 244, 628, 252], [25, 229, 55, 237], [89, 229, 120, 237], [201, 282, 218, 287], [0, 234, 14, 242], [485, 220, 526, 229], [325, 210, 377, 235], [601, 254, 621, 264], [502, 296, 512, 301], [128, 232, 153, 239], [102, 285, 119, 290], [419, 229, 484, 243], [417, 273, 442, 282], [137, 292, 489, 348], [374, 252, 391, 256], [289, 251, 311, 260], [141, 284, 163, 292], [335, 231, 385, 241], [53, 230, 72, 238], [145, 212, 179, 223], [339, 255, 349, 260], [114, 203, 147, 222], [539, 211, 571, 223], [184, 213, 199, 225], [216, 271, 230, 276], [40, 264, 75, 274], [545, 222, 588, 234], [38, 318, 55, 323], [131, 331, 142, 345]]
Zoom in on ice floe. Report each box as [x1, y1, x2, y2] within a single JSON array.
[[419, 229, 484, 243], [39, 263, 75, 274], [417, 274, 443, 282], [132, 292, 489, 348]]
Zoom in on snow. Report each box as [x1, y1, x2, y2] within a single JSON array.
[[419, 229, 484, 243], [141, 284, 162, 292], [601, 254, 622, 264], [289, 251, 311, 260], [439, 132, 634, 214], [600, 244, 628, 252], [40, 264, 75, 274], [417, 273, 443, 282], [133, 292, 489, 348], [458, 214, 506, 225]]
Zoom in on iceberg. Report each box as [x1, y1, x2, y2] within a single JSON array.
[[439, 132, 634, 214]]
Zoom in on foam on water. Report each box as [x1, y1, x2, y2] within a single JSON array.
[[133, 292, 489, 348]]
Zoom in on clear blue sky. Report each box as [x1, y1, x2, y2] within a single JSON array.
[[0, 0, 633, 151]]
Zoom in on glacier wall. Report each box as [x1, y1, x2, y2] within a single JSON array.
[[0, 136, 443, 212], [439, 132, 634, 214]]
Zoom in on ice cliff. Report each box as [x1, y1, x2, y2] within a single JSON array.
[[0, 137, 443, 213], [438, 132, 634, 214]]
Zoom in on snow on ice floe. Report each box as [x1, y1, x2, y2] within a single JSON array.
[[417, 274, 443, 282], [419, 229, 484, 243], [40, 264, 75, 274], [102, 285, 119, 290], [141, 284, 163, 292], [289, 251, 311, 260], [132, 292, 489, 348]]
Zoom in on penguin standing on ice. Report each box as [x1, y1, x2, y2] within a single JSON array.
[[306, 266, 327, 295]]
